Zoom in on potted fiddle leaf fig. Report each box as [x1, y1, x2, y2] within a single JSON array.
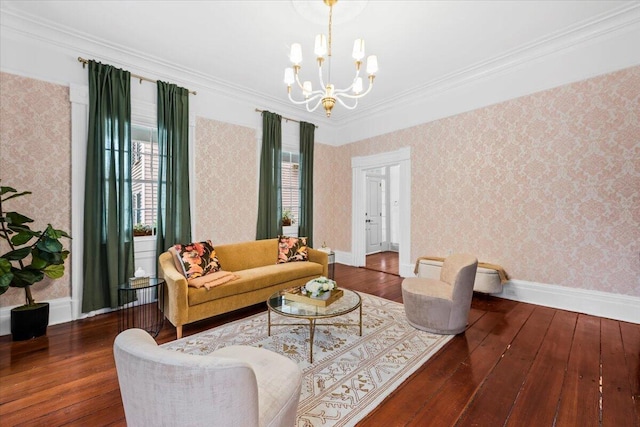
[[0, 185, 70, 341]]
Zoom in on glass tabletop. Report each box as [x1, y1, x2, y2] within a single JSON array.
[[267, 288, 361, 319]]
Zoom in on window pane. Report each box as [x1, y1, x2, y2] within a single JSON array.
[[281, 151, 300, 224], [131, 124, 159, 235]]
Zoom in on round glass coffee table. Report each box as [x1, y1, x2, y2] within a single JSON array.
[[267, 288, 362, 363]]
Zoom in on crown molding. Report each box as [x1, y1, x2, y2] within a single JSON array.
[[331, 3, 640, 127], [2, 3, 639, 146], [0, 6, 334, 133], [0, 8, 266, 101]]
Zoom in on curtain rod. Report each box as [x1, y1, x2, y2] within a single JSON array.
[[255, 108, 318, 128], [77, 57, 197, 95]]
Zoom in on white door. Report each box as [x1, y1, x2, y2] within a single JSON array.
[[366, 176, 383, 254]]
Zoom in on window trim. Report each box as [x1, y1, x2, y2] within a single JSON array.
[[281, 150, 300, 226]]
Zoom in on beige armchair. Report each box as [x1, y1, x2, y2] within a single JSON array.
[[402, 253, 478, 334], [113, 329, 302, 427]]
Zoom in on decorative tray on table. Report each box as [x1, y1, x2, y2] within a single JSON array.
[[283, 277, 343, 307]]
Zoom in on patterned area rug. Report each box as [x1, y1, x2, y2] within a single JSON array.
[[162, 292, 453, 426]]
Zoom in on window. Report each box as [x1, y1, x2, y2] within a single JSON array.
[[133, 192, 142, 225], [132, 140, 142, 163], [131, 124, 159, 236], [281, 151, 300, 225]]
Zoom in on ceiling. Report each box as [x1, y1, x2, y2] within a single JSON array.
[[1, 0, 639, 135]]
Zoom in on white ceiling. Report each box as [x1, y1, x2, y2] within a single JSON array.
[[1, 0, 640, 140]]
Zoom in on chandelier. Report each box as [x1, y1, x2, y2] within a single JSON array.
[[284, 0, 378, 117]]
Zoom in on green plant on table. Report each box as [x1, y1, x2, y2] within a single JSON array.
[[133, 223, 153, 236], [282, 209, 295, 226], [0, 185, 71, 306]]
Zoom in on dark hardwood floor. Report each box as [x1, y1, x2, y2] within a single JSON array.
[[366, 251, 399, 275], [1, 259, 639, 426]]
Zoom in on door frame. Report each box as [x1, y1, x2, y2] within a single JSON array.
[[351, 147, 411, 276]]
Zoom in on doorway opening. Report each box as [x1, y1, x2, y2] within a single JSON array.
[[351, 147, 411, 277], [364, 165, 400, 275]]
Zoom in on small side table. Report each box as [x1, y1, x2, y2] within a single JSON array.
[[327, 251, 335, 280], [118, 278, 165, 337]]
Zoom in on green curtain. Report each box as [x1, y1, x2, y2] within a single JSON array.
[[256, 111, 282, 240], [299, 121, 315, 247], [155, 81, 191, 258], [82, 60, 134, 312]]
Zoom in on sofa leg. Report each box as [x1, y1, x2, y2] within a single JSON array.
[[176, 326, 183, 339]]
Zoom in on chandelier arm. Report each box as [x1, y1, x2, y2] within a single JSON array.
[[306, 97, 324, 112], [294, 67, 324, 96], [288, 92, 323, 105], [293, 71, 307, 92], [333, 85, 354, 94], [333, 78, 374, 99], [333, 68, 362, 94], [335, 95, 359, 110]]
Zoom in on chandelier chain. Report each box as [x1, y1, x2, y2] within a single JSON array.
[[328, 3, 333, 57], [327, 3, 333, 85]]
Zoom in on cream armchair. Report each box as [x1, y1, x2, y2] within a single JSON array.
[[113, 329, 302, 427], [402, 253, 478, 334]]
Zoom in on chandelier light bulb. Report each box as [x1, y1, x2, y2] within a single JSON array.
[[289, 43, 303, 65], [303, 81, 313, 97], [366, 55, 379, 75], [314, 34, 327, 58], [353, 77, 363, 94], [352, 39, 365, 61], [284, 68, 295, 85]]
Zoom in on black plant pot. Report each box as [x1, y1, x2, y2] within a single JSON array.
[[10, 302, 50, 341]]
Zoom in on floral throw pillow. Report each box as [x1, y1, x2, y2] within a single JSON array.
[[277, 236, 308, 264], [173, 240, 221, 279]]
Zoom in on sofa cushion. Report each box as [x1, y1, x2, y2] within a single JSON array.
[[214, 239, 280, 271], [187, 261, 323, 306], [172, 240, 221, 279], [277, 236, 308, 264]]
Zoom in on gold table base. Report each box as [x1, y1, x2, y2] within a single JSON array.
[[267, 304, 362, 363]]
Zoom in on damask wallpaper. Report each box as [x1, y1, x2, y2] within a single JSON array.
[[0, 72, 72, 308], [194, 117, 258, 245], [1, 65, 637, 312], [313, 143, 352, 250], [315, 66, 640, 297]]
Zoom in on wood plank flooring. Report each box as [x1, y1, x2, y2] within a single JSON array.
[[1, 259, 638, 426], [365, 251, 399, 275]]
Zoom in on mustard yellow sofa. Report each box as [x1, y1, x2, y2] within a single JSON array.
[[159, 238, 328, 339]]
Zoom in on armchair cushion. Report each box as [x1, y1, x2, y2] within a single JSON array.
[[114, 328, 302, 427]]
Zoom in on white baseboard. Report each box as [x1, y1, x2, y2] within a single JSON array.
[[496, 280, 640, 324], [400, 263, 415, 277], [334, 250, 354, 266], [0, 297, 74, 337], [335, 250, 415, 277], [338, 253, 639, 324], [2, 275, 636, 337]]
